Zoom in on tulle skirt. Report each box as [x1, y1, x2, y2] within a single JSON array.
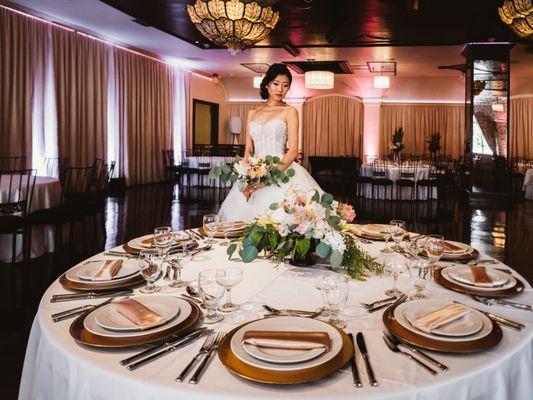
[[218, 162, 323, 223]]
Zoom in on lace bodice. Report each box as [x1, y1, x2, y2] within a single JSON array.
[[249, 120, 287, 158]]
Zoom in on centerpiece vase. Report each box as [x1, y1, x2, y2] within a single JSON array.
[[289, 240, 317, 267]]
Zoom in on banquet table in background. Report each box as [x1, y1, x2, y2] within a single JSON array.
[[0, 176, 61, 262], [523, 169, 533, 201], [19, 237, 533, 400], [360, 164, 438, 200], [183, 156, 234, 187]]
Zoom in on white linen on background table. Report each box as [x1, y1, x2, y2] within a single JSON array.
[[0, 176, 61, 262], [522, 169, 533, 201], [19, 239, 533, 400], [360, 164, 438, 200], [184, 156, 234, 188]]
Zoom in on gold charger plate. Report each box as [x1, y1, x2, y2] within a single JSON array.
[[343, 225, 409, 241], [59, 272, 145, 292], [197, 226, 244, 239], [122, 239, 198, 255], [434, 267, 525, 298], [383, 301, 502, 353], [420, 247, 479, 261], [69, 299, 202, 348], [218, 319, 353, 384]]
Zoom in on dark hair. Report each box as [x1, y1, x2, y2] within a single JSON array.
[[260, 63, 292, 100]]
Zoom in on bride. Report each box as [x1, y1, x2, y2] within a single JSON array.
[[218, 63, 322, 222]]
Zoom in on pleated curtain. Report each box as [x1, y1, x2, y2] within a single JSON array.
[[225, 102, 264, 145], [510, 97, 533, 158]]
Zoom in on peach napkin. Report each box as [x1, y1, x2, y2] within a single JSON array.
[[469, 266, 496, 287], [112, 299, 165, 328], [242, 331, 330, 351], [92, 260, 123, 281], [412, 304, 471, 334], [440, 241, 464, 254]]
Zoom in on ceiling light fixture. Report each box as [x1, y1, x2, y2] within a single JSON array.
[[373, 65, 390, 89], [498, 0, 533, 38], [186, 0, 280, 55], [304, 71, 334, 89]]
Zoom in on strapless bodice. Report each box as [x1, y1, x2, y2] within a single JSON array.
[[248, 120, 287, 158]]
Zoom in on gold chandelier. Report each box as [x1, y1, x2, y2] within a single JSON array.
[[186, 0, 280, 55], [498, 0, 533, 38]]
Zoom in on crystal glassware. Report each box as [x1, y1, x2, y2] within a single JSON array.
[[409, 259, 431, 299], [425, 235, 445, 268], [167, 241, 190, 289], [216, 267, 243, 312], [384, 258, 406, 296], [198, 269, 226, 323], [138, 250, 161, 293], [380, 226, 396, 253], [321, 274, 349, 329], [390, 220, 406, 250], [219, 221, 231, 246], [203, 214, 220, 245], [153, 226, 173, 258]]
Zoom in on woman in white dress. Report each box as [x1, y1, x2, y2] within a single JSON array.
[[218, 64, 322, 222]]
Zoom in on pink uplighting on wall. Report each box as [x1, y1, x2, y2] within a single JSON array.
[[362, 102, 381, 159]]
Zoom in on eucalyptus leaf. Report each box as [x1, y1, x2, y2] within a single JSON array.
[[316, 242, 331, 258], [330, 250, 343, 268], [295, 237, 311, 257], [226, 243, 237, 259], [242, 245, 259, 263]]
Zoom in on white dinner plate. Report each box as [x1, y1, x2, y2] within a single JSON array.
[[65, 258, 140, 285], [242, 343, 326, 365], [230, 316, 342, 371], [221, 221, 248, 232], [75, 260, 138, 282], [84, 296, 190, 338], [394, 300, 492, 342], [441, 265, 516, 291], [127, 232, 190, 251]]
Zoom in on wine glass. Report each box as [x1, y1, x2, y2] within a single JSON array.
[[425, 235, 445, 268], [321, 274, 349, 329], [203, 214, 220, 245], [216, 268, 243, 312], [390, 220, 406, 251], [167, 241, 190, 289], [219, 221, 231, 246], [384, 258, 406, 297], [198, 270, 226, 323], [409, 259, 431, 299], [138, 250, 161, 293], [380, 226, 395, 253], [153, 226, 173, 258]]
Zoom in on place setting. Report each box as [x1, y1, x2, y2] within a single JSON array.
[[122, 227, 199, 255]]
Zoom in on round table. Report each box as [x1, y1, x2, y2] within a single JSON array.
[[19, 235, 533, 400], [0, 176, 61, 262], [185, 156, 234, 188]]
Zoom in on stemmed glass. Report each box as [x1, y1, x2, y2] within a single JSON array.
[[216, 268, 243, 312], [198, 269, 226, 323], [384, 258, 406, 296], [218, 221, 231, 246], [380, 226, 396, 253], [321, 274, 349, 329], [167, 239, 190, 288], [409, 259, 431, 299], [390, 220, 406, 251], [153, 226, 173, 257], [425, 235, 445, 269], [138, 250, 162, 293], [203, 214, 220, 245]]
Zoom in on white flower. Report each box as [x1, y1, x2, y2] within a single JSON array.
[[234, 160, 249, 177], [270, 207, 288, 224], [322, 231, 346, 254]]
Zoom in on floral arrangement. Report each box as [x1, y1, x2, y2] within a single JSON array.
[[209, 155, 295, 200], [389, 127, 405, 154], [426, 132, 441, 156], [226, 187, 356, 268], [342, 234, 386, 280]]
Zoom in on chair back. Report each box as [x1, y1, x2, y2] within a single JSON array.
[[198, 156, 211, 169], [44, 157, 70, 181], [399, 161, 417, 180], [0, 156, 26, 171], [108, 161, 116, 180], [0, 169, 36, 215], [371, 159, 387, 178], [63, 166, 93, 202]]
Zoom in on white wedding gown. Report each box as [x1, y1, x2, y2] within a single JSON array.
[[218, 120, 323, 222]]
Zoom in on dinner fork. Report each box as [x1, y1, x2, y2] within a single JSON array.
[[51, 296, 117, 322], [188, 331, 226, 384], [175, 333, 217, 382], [360, 296, 398, 309], [382, 335, 437, 375]]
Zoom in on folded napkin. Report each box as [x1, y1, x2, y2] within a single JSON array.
[[112, 299, 165, 328], [92, 260, 123, 281], [242, 331, 330, 351], [412, 304, 471, 334], [440, 241, 464, 254], [469, 266, 496, 287]]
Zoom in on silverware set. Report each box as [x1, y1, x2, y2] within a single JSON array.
[[360, 296, 398, 312], [355, 332, 378, 386], [176, 331, 226, 384], [471, 295, 532, 311], [51, 289, 133, 302], [453, 301, 525, 330], [262, 305, 323, 318], [103, 251, 137, 258], [186, 229, 204, 241], [51, 297, 119, 322], [382, 333, 438, 375]]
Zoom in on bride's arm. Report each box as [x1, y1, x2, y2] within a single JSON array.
[[277, 107, 299, 172]]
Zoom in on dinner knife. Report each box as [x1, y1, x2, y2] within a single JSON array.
[[356, 332, 378, 387], [471, 295, 532, 312], [126, 328, 212, 371], [348, 333, 362, 388], [453, 301, 525, 330], [51, 289, 133, 302]]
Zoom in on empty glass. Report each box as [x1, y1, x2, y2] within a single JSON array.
[[216, 268, 243, 312], [167, 242, 190, 289], [321, 274, 349, 329], [410, 259, 431, 299], [153, 226, 173, 258], [425, 235, 445, 267], [380, 226, 396, 253], [218, 221, 231, 246], [138, 250, 161, 293], [198, 269, 226, 323], [390, 220, 406, 250], [384, 258, 406, 296], [203, 214, 220, 245]]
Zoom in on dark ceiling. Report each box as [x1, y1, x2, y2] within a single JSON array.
[[100, 0, 520, 49]]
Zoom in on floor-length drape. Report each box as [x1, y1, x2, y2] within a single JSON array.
[[379, 103, 465, 158], [302, 95, 363, 166], [510, 97, 533, 158], [225, 102, 264, 145]]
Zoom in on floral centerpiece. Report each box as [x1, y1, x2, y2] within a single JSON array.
[[426, 132, 441, 162], [389, 127, 405, 162], [226, 187, 356, 267], [209, 155, 295, 200]]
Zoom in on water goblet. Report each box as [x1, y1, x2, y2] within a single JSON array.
[[153, 226, 173, 258], [167, 243, 190, 289], [321, 274, 349, 329], [198, 269, 226, 323], [219, 221, 231, 246], [390, 220, 406, 251], [380, 226, 396, 253], [409, 259, 431, 299], [425, 235, 445, 269], [216, 267, 243, 312], [138, 250, 161, 293], [203, 214, 220, 245], [384, 258, 406, 297]]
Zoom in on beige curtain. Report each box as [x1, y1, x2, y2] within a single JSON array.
[[115, 49, 174, 185], [302, 95, 363, 166], [0, 7, 47, 165], [510, 97, 533, 158], [224, 102, 264, 144], [379, 103, 465, 158], [51, 27, 109, 167]]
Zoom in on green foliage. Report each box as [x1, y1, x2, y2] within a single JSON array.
[[342, 234, 386, 280], [426, 132, 441, 154], [391, 127, 405, 153]]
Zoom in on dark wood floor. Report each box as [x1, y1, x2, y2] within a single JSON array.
[[2, 183, 533, 398]]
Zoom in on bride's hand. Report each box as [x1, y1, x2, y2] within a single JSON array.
[[243, 182, 266, 199]]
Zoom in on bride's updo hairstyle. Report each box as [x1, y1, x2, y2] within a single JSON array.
[[260, 63, 292, 100]]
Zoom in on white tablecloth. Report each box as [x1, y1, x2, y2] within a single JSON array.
[[0, 176, 61, 262], [19, 237, 533, 400], [184, 157, 234, 187], [523, 169, 533, 201], [360, 164, 438, 200]]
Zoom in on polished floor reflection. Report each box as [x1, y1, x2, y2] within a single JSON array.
[[2, 183, 533, 398]]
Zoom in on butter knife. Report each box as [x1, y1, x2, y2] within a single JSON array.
[[348, 333, 362, 388], [356, 332, 378, 387]]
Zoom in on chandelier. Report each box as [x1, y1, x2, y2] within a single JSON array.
[[304, 71, 334, 89], [186, 0, 280, 55], [498, 0, 533, 38]]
